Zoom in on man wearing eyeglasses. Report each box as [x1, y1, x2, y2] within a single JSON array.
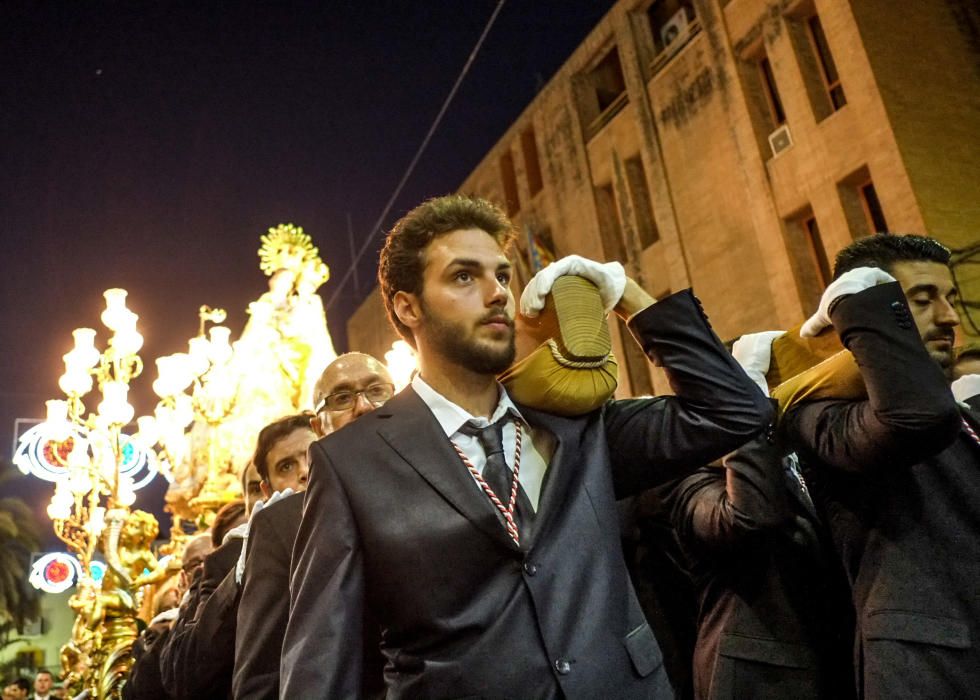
[[310, 352, 396, 436], [233, 352, 393, 700]]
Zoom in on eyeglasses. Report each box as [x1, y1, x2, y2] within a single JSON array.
[[315, 383, 395, 413], [182, 556, 207, 575]]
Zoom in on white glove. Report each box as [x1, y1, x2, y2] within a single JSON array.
[[951, 374, 980, 405], [222, 522, 248, 544], [149, 607, 180, 627], [234, 488, 294, 584], [520, 255, 627, 318], [731, 331, 785, 396], [801, 267, 896, 338]]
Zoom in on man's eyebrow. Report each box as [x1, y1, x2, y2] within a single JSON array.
[[906, 283, 939, 296], [446, 257, 511, 270], [328, 374, 382, 393]]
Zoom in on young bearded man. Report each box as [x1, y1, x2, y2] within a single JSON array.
[[233, 353, 393, 700], [280, 194, 771, 699], [779, 234, 979, 698]]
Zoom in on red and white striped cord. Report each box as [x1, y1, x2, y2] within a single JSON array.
[[962, 417, 980, 448], [452, 422, 523, 546]]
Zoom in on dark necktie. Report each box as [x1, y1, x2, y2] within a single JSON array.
[[459, 415, 534, 531]]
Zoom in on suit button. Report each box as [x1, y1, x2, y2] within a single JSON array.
[[554, 658, 571, 675], [523, 560, 537, 576]]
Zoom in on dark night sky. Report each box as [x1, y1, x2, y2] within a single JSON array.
[[0, 1, 615, 545]]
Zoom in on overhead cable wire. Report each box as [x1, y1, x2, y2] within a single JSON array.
[[327, 0, 507, 308]]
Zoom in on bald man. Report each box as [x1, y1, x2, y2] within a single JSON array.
[[310, 351, 396, 435], [234, 353, 393, 700]]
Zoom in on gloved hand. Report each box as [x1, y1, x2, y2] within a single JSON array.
[[951, 374, 980, 404], [520, 255, 626, 318], [149, 607, 180, 628], [234, 488, 295, 585], [801, 267, 896, 337], [731, 331, 785, 395]]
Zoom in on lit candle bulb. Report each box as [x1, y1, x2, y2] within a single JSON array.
[[208, 326, 233, 363], [101, 289, 129, 331], [98, 381, 134, 425], [188, 336, 211, 376], [71, 328, 100, 368], [135, 415, 159, 446]]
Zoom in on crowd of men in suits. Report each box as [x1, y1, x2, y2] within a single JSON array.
[[119, 194, 979, 699]]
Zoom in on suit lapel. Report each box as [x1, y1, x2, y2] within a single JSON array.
[[514, 403, 585, 551], [376, 387, 520, 552]]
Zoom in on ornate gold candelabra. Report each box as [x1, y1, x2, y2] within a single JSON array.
[[19, 289, 173, 699]]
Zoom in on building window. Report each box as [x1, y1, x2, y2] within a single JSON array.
[[521, 126, 543, 196], [594, 182, 626, 261], [737, 42, 788, 160], [860, 180, 888, 233], [838, 167, 888, 238], [759, 55, 786, 126], [804, 216, 832, 286], [619, 318, 655, 396], [590, 47, 627, 114], [499, 151, 520, 216], [647, 0, 697, 57], [807, 15, 846, 111], [784, 209, 831, 313], [624, 156, 660, 249], [579, 46, 630, 138]]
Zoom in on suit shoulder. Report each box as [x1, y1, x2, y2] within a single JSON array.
[[316, 407, 389, 449], [251, 491, 303, 537], [204, 537, 243, 578]]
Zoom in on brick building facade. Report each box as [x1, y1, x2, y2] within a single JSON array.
[[348, 0, 980, 396]]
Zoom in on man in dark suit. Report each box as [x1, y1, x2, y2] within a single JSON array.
[[280, 194, 772, 698], [233, 353, 393, 700], [780, 234, 979, 698], [665, 435, 854, 700], [160, 413, 316, 698]]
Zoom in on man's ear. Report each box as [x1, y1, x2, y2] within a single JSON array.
[[259, 480, 272, 499], [393, 290, 423, 333]]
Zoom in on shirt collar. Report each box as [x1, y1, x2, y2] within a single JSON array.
[[412, 374, 526, 438]]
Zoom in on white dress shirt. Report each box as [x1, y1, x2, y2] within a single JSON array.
[[412, 374, 551, 510]]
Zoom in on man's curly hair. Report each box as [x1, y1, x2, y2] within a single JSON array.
[[378, 194, 516, 346]]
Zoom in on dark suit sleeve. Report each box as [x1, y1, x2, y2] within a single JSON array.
[[280, 441, 365, 698], [159, 567, 204, 694], [159, 538, 241, 698], [233, 500, 294, 700], [669, 437, 792, 555], [783, 283, 961, 472], [604, 289, 774, 497]]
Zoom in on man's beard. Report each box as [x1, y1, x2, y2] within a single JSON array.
[[923, 328, 956, 378], [422, 301, 516, 375]]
